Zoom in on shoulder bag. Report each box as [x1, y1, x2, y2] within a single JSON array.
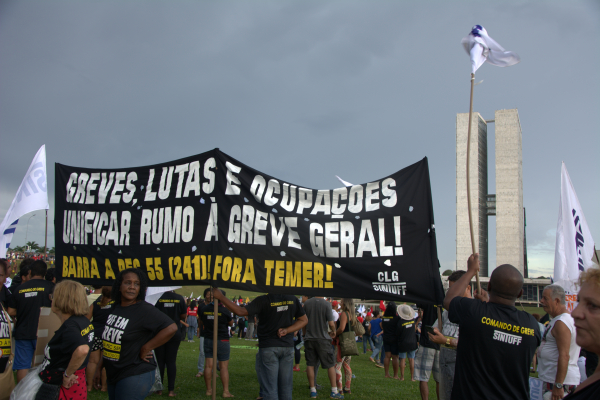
[[339, 312, 359, 357], [354, 317, 366, 336]]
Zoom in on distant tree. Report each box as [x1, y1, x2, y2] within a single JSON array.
[[48, 247, 56, 254], [11, 245, 25, 252], [537, 276, 547, 279], [25, 241, 40, 251], [442, 269, 453, 276]]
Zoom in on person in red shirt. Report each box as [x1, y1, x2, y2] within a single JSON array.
[[186, 300, 199, 342]]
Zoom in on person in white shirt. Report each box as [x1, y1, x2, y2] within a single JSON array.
[[539, 284, 581, 399]]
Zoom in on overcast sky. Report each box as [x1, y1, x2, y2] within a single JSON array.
[[1, 0, 598, 278]]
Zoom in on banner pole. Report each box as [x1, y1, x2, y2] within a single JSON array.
[[212, 287, 217, 400], [466, 72, 481, 293], [44, 210, 48, 259]]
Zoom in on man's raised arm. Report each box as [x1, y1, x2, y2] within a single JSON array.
[[443, 253, 482, 310], [212, 288, 248, 316]]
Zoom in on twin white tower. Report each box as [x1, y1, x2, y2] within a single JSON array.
[[456, 109, 525, 277]]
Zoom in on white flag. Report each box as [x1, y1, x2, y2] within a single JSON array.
[[462, 25, 521, 74], [0, 145, 49, 257], [335, 176, 353, 187], [145, 286, 182, 305], [553, 162, 597, 294]]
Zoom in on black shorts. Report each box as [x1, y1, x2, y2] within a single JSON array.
[[383, 341, 400, 356], [304, 339, 335, 369]]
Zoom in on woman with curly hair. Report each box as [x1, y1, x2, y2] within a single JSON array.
[[94, 268, 177, 400]]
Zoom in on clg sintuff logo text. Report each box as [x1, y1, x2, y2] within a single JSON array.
[[572, 209, 585, 272], [372, 271, 407, 296]]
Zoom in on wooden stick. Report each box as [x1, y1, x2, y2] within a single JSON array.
[[466, 72, 481, 294], [212, 287, 218, 400], [44, 210, 48, 259]]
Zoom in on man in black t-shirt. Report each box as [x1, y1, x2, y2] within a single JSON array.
[[7, 260, 53, 382], [154, 290, 187, 396], [214, 289, 307, 400], [444, 254, 541, 400]]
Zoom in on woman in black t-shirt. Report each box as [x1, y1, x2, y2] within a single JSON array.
[[94, 268, 177, 400], [381, 301, 401, 379], [85, 286, 114, 392], [396, 304, 418, 381], [38, 280, 94, 400], [198, 293, 234, 398]]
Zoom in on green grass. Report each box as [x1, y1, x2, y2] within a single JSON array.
[[87, 338, 438, 400]]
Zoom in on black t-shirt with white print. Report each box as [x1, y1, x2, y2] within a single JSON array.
[[396, 317, 418, 352], [0, 307, 11, 373], [381, 314, 400, 343], [92, 296, 115, 337], [102, 301, 174, 384], [244, 294, 305, 349], [41, 315, 94, 372], [7, 278, 53, 340], [199, 303, 232, 340], [448, 297, 541, 400], [154, 291, 186, 341]]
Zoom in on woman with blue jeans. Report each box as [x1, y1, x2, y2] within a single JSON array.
[[95, 268, 177, 400], [369, 311, 384, 365], [362, 315, 373, 354], [186, 300, 199, 342]]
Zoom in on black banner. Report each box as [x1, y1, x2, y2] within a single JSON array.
[[55, 149, 443, 303]]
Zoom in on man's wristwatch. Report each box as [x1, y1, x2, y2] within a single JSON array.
[[445, 337, 451, 346], [63, 371, 72, 378], [553, 382, 563, 389]]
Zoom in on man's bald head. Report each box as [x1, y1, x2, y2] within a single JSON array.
[[489, 264, 523, 301]]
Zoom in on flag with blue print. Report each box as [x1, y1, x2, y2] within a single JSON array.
[[553, 162, 597, 294], [462, 25, 520, 74], [0, 145, 49, 257], [2, 219, 19, 252]]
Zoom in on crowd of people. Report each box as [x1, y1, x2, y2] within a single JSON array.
[[0, 255, 599, 400]]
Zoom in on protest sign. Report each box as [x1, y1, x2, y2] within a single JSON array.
[[55, 149, 444, 303]]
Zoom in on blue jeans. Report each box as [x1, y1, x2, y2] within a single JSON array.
[[107, 370, 155, 400], [362, 335, 373, 354], [197, 336, 205, 373], [256, 347, 294, 400], [187, 326, 196, 340], [371, 335, 383, 361]]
